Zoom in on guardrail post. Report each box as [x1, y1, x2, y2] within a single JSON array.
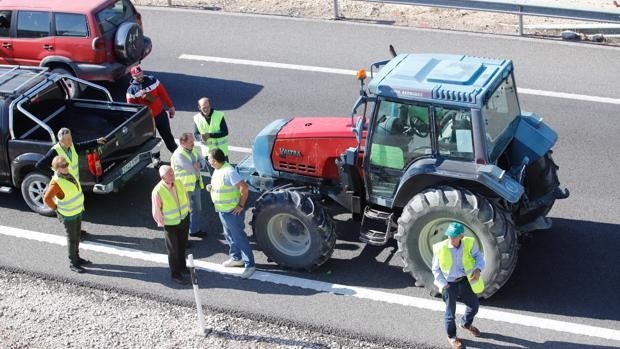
[[168, 0, 172, 6], [518, 5, 524, 36], [333, 0, 340, 19]]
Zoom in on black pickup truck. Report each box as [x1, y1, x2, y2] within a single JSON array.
[[0, 65, 160, 215]]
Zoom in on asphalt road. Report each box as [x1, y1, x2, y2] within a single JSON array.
[[1, 7, 619, 348]]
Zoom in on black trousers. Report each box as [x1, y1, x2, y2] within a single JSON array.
[[154, 110, 178, 153], [163, 215, 189, 277], [59, 213, 82, 266]]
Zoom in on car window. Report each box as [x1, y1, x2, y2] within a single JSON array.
[[54, 13, 88, 37], [0, 11, 11, 37], [96, 0, 135, 33], [17, 11, 50, 38], [435, 106, 474, 160]]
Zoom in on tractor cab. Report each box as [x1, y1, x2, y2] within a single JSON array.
[[350, 53, 528, 210]]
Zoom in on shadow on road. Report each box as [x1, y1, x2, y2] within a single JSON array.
[[471, 332, 618, 349], [484, 217, 620, 321]]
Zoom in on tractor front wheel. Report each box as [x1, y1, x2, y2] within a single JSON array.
[[251, 189, 336, 271], [395, 187, 518, 299]]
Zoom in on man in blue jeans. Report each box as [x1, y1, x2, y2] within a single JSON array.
[[432, 222, 485, 349], [206, 148, 255, 279]]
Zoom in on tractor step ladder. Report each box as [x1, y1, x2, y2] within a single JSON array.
[[359, 206, 396, 246]]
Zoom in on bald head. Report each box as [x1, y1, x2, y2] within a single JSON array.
[[198, 97, 211, 116]]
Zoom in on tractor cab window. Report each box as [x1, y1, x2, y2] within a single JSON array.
[[435, 106, 474, 160], [483, 74, 521, 162], [367, 100, 432, 198]]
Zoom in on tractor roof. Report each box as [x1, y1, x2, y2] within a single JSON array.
[[368, 53, 513, 108]]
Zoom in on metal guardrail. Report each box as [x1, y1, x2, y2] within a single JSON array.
[[332, 0, 620, 35]]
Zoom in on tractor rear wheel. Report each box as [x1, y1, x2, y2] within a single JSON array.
[[395, 187, 518, 299], [251, 189, 336, 271]]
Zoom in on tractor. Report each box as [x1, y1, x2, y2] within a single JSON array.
[[236, 48, 569, 298]]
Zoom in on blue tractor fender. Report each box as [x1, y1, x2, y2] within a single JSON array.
[[392, 158, 524, 207]]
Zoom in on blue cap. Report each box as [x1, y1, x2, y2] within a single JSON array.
[[445, 222, 464, 238]]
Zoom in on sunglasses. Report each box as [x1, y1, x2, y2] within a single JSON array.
[[57, 163, 69, 169]]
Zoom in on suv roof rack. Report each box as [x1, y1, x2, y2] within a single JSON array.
[[0, 65, 48, 95]]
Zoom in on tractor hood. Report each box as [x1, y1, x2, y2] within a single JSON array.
[[277, 117, 356, 139]]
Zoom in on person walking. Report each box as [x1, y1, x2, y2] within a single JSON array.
[[151, 165, 191, 285], [171, 133, 208, 238], [193, 97, 229, 173], [43, 156, 91, 273], [126, 65, 178, 153], [432, 222, 485, 349], [206, 148, 255, 279]]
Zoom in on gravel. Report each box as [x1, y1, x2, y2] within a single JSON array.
[[0, 269, 409, 349]]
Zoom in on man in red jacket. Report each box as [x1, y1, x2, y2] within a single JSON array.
[[126, 65, 178, 152]]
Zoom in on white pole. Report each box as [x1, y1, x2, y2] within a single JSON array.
[[187, 254, 209, 336]]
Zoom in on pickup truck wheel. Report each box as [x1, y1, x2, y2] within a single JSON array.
[[395, 187, 518, 299], [51, 68, 80, 98], [21, 172, 54, 216], [115, 22, 145, 64], [251, 189, 336, 271]]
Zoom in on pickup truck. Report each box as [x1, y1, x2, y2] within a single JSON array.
[[0, 65, 160, 215]]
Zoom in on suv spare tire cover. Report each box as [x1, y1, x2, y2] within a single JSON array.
[[115, 22, 144, 64]]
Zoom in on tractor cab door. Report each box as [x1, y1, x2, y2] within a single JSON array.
[[364, 100, 432, 206]]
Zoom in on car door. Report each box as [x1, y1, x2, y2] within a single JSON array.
[[0, 10, 14, 63], [13, 10, 53, 66], [52, 12, 92, 64]]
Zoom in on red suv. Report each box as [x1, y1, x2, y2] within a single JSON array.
[[0, 0, 151, 92]]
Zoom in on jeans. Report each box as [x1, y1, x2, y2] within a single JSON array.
[[164, 215, 189, 277], [188, 186, 208, 235], [154, 110, 178, 153], [442, 277, 479, 338], [218, 211, 254, 268]]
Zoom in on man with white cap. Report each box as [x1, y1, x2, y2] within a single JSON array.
[[126, 65, 177, 153], [432, 222, 485, 349]]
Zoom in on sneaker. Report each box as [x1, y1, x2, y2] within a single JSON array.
[[222, 258, 245, 267], [69, 264, 85, 273], [240, 266, 256, 279], [78, 258, 92, 266], [459, 323, 481, 337], [189, 231, 208, 238], [448, 337, 463, 349], [171, 275, 190, 285]]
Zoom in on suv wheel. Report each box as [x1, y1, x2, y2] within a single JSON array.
[[20, 172, 54, 216], [115, 22, 145, 64], [51, 68, 81, 98]]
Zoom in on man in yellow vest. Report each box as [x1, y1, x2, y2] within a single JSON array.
[[193, 97, 229, 174], [432, 222, 485, 349], [171, 133, 208, 238], [36, 128, 106, 240], [151, 165, 191, 285], [206, 148, 255, 279], [43, 156, 91, 273]]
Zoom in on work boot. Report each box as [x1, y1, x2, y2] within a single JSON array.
[[459, 323, 481, 337], [447, 337, 463, 349], [171, 275, 190, 285], [222, 258, 244, 267], [240, 266, 256, 279], [70, 264, 85, 273], [78, 257, 92, 266]]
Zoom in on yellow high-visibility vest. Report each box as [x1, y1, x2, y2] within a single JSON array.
[[193, 110, 229, 156], [52, 143, 79, 180], [433, 237, 485, 294], [53, 174, 84, 217], [171, 147, 204, 192], [210, 163, 240, 213], [156, 179, 189, 225]]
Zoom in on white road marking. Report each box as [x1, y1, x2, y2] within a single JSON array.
[[1, 224, 619, 342], [179, 54, 620, 105]]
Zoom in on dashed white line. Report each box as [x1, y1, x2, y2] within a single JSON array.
[[1, 225, 619, 342], [179, 54, 620, 105]]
